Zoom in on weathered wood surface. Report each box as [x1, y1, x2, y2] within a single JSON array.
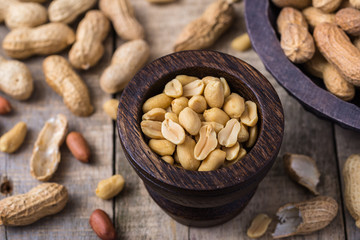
[[335, 126, 360, 240], [0, 17, 115, 240], [0, 0, 358, 239]]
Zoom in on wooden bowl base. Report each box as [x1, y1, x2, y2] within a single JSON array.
[[146, 185, 256, 227]]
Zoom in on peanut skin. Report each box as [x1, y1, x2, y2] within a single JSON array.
[[66, 132, 91, 163], [0, 96, 11, 114], [43, 55, 94, 116], [3, 23, 75, 59], [89, 209, 117, 240], [69, 10, 110, 70]]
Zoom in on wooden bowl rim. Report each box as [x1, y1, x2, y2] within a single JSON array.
[[244, 0, 360, 132], [117, 50, 284, 191]]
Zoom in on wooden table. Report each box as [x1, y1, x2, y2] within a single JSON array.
[[0, 1, 359, 239]]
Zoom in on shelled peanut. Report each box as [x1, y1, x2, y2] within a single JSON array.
[[0, 122, 27, 153], [141, 75, 259, 171], [274, 1, 360, 101]]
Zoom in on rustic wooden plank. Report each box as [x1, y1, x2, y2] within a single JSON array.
[[114, 137, 189, 239], [335, 125, 360, 240], [0, 20, 115, 239], [113, 1, 190, 238], [0, 0, 350, 239]]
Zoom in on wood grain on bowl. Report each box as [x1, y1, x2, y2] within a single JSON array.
[[117, 50, 284, 227], [245, 0, 360, 132]]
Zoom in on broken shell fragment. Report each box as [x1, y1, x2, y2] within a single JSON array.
[[283, 153, 321, 195], [272, 196, 338, 238], [30, 114, 68, 181]]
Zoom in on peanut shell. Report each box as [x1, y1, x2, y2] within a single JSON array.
[[174, 0, 234, 51], [314, 23, 360, 86], [99, 0, 144, 40], [280, 24, 315, 63], [3, 23, 75, 59], [303, 7, 335, 29], [343, 154, 360, 228], [277, 7, 308, 34], [0, 56, 33, 100], [336, 7, 360, 36], [49, 0, 97, 24], [0, 183, 68, 226], [43, 55, 94, 116], [273, 196, 338, 238], [100, 39, 150, 94], [313, 0, 342, 13], [69, 10, 110, 70], [30, 114, 68, 181]]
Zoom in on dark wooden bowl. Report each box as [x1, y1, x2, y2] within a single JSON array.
[[117, 50, 284, 227], [245, 0, 360, 132]]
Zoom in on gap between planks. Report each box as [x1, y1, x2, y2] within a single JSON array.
[[332, 124, 348, 240]]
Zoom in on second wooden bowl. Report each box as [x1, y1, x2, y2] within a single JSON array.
[[117, 50, 284, 227], [245, 0, 360, 132]]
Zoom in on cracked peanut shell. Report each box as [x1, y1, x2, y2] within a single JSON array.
[[273, 196, 338, 238], [283, 153, 321, 195], [30, 114, 68, 181]]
